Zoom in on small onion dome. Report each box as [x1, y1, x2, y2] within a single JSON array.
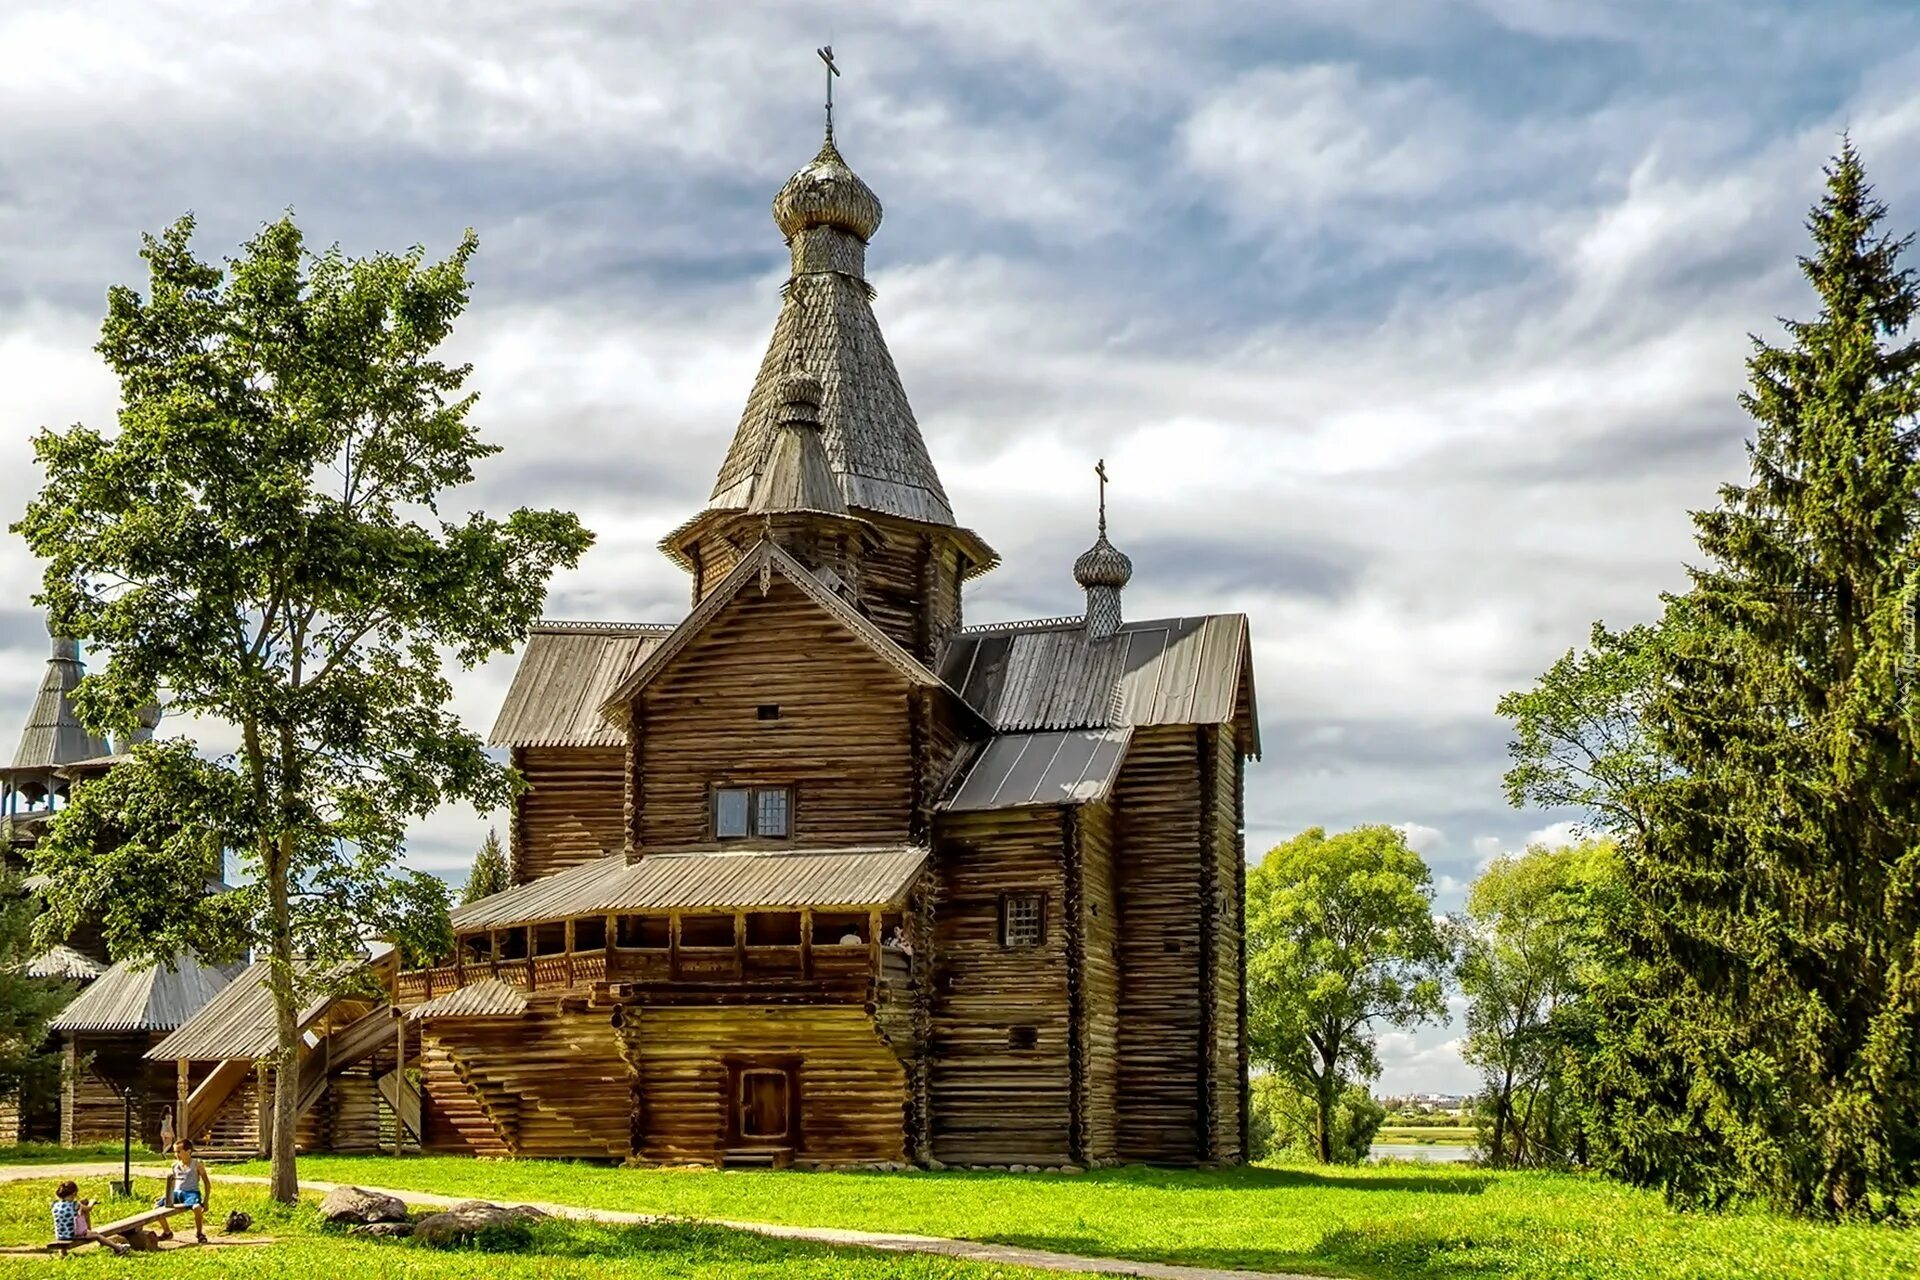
[[1074, 533, 1133, 591], [777, 372, 825, 420], [773, 136, 884, 243]]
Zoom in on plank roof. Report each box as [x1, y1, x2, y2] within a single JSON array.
[[941, 728, 1132, 812], [450, 845, 929, 932], [939, 614, 1260, 755], [25, 945, 108, 982], [144, 960, 337, 1061], [6, 635, 108, 777], [48, 953, 244, 1035], [488, 622, 674, 748], [406, 978, 528, 1022]]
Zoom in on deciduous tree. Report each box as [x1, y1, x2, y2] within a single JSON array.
[[16, 214, 592, 1202], [1246, 825, 1448, 1163]]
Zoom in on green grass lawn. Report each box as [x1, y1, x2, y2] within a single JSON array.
[[226, 1155, 1920, 1280], [0, 1175, 1067, 1278], [0, 1143, 131, 1165]]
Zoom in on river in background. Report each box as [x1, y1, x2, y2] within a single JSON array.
[[1370, 1143, 1475, 1163]]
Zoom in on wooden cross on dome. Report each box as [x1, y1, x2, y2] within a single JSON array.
[[818, 45, 841, 142], [1096, 458, 1109, 538]]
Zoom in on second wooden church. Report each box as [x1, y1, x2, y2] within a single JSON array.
[[395, 120, 1259, 1170]]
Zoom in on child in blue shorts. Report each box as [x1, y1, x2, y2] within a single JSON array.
[[159, 1138, 211, 1243]]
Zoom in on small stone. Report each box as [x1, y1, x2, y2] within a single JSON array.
[[319, 1185, 409, 1225]]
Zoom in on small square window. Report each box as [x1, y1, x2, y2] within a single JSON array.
[[757, 704, 781, 720], [1007, 1026, 1039, 1050], [1001, 894, 1045, 948], [756, 788, 790, 838]]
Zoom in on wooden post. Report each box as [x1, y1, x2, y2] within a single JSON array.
[[489, 930, 500, 976], [176, 1059, 190, 1144], [565, 918, 576, 987], [800, 909, 813, 980], [455, 932, 465, 987], [668, 912, 681, 982], [733, 911, 746, 980], [526, 926, 538, 990], [868, 907, 882, 977], [393, 1017, 406, 1156]]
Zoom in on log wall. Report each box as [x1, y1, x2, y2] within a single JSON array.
[[513, 747, 627, 884], [60, 1033, 174, 1148], [927, 807, 1072, 1166], [422, 1004, 630, 1159], [1112, 726, 1206, 1163], [637, 577, 916, 850], [1077, 800, 1119, 1165], [1204, 725, 1246, 1162], [620, 1003, 907, 1166]]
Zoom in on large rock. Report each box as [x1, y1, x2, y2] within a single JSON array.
[[349, 1221, 415, 1239], [318, 1185, 410, 1225], [411, 1200, 548, 1249]]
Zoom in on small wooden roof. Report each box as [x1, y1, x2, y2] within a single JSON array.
[[939, 613, 1261, 756], [5, 635, 108, 780], [25, 945, 108, 982], [450, 845, 929, 933], [48, 953, 243, 1035], [488, 622, 674, 748], [144, 959, 335, 1062], [406, 978, 528, 1022], [941, 728, 1132, 813]]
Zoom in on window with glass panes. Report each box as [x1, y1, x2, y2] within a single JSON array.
[[1000, 893, 1045, 947], [712, 786, 793, 840]]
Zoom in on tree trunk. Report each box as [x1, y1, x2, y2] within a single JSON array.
[[1314, 1040, 1340, 1164], [266, 832, 300, 1205], [1489, 1065, 1512, 1169]]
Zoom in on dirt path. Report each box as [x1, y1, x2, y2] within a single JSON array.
[[0, 1162, 1322, 1280]]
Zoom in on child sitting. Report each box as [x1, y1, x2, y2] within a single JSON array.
[[51, 1181, 130, 1255], [159, 1138, 211, 1244]]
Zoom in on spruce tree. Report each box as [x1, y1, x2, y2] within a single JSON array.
[[1598, 143, 1920, 1217], [462, 828, 510, 905]]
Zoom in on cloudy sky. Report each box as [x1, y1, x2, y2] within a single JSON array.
[[5, 0, 1920, 1092]]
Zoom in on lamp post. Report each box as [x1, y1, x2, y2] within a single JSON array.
[[111, 1085, 133, 1197]]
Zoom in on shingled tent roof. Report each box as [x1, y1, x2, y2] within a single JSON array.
[[489, 622, 674, 748], [939, 614, 1260, 757], [6, 634, 108, 779], [705, 133, 958, 530], [48, 953, 244, 1035]]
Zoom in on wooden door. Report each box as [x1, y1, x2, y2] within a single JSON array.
[[735, 1068, 792, 1143]]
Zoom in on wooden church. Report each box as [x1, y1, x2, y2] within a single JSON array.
[[394, 117, 1259, 1170]]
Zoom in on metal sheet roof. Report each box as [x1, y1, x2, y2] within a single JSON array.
[[407, 978, 529, 1021], [939, 614, 1258, 753], [450, 845, 929, 933], [941, 728, 1132, 812], [144, 960, 336, 1061], [488, 622, 673, 747], [49, 953, 244, 1035]]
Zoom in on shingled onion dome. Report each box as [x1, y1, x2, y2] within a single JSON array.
[[773, 135, 884, 244], [1075, 526, 1133, 643]]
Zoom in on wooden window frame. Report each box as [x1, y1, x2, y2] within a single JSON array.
[[999, 893, 1046, 948], [710, 784, 794, 841]]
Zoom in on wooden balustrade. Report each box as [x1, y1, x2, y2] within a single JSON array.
[[398, 941, 908, 1001]]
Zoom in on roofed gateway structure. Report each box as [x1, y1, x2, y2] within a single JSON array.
[[396, 105, 1258, 1170]]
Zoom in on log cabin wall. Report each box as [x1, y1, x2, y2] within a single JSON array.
[[1204, 724, 1247, 1161], [1077, 799, 1120, 1165], [928, 807, 1073, 1167], [620, 1003, 908, 1167], [421, 1005, 630, 1159], [514, 746, 627, 884], [1112, 725, 1207, 1164], [636, 577, 917, 851], [60, 1033, 174, 1148]]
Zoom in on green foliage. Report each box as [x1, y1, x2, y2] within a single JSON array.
[[1454, 839, 1622, 1169], [1246, 824, 1448, 1163], [461, 828, 511, 905], [1250, 1074, 1385, 1163], [12, 212, 592, 1201], [1570, 144, 1920, 1218], [1496, 619, 1670, 840]]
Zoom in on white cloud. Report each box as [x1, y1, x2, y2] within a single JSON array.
[[1525, 820, 1587, 850], [1395, 822, 1446, 854]]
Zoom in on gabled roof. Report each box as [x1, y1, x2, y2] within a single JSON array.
[[407, 978, 528, 1022], [145, 959, 335, 1061], [939, 614, 1260, 757], [489, 622, 675, 748], [7, 636, 108, 777], [450, 845, 929, 932], [599, 540, 952, 719], [49, 953, 244, 1035], [25, 945, 108, 982], [941, 728, 1133, 813]]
